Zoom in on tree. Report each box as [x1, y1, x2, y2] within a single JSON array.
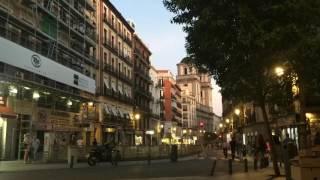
[[164, 0, 320, 176]]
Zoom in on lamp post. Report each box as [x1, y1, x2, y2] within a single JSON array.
[[133, 112, 140, 145]]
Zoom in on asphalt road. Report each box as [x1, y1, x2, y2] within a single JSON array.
[[0, 158, 251, 180]]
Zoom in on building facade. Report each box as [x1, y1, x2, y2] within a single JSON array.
[[132, 34, 152, 145], [97, 0, 135, 145], [149, 66, 161, 144], [0, 0, 98, 160], [176, 61, 215, 135], [157, 70, 182, 144]]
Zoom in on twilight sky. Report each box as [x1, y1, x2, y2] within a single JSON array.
[[110, 0, 222, 116]]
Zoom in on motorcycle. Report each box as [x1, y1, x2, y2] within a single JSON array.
[[87, 144, 121, 166]]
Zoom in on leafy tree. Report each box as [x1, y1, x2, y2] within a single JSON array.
[[164, 0, 320, 176]]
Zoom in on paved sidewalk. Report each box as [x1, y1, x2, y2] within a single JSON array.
[[122, 167, 286, 180], [0, 155, 199, 172]]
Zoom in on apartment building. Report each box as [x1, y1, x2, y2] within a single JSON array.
[[96, 0, 135, 145], [157, 70, 182, 144], [132, 34, 152, 145], [149, 66, 161, 144], [0, 0, 97, 160]]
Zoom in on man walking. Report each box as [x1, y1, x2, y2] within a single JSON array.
[[229, 137, 236, 160]]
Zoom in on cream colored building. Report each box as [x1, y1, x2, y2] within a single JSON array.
[[177, 59, 215, 132]]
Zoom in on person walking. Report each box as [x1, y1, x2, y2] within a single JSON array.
[[222, 140, 229, 159], [256, 134, 267, 168], [23, 133, 32, 164], [314, 132, 320, 146], [92, 138, 98, 146], [229, 137, 236, 160], [32, 136, 40, 161]]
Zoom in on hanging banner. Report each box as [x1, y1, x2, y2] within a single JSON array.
[[0, 37, 96, 93]]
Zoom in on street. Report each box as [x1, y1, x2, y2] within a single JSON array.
[[0, 149, 285, 180]]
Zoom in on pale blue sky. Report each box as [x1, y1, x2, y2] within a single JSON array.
[[110, 0, 222, 116]]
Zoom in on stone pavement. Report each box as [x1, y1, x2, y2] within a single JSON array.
[[121, 166, 286, 180], [0, 155, 199, 172]]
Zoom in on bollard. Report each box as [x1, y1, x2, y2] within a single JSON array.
[[147, 153, 151, 165], [244, 158, 248, 172], [228, 159, 233, 175], [210, 159, 217, 176], [69, 155, 74, 168], [254, 158, 257, 170]]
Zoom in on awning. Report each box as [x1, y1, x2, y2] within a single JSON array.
[[124, 110, 131, 119], [118, 87, 123, 94], [110, 106, 118, 116], [111, 82, 117, 92], [117, 108, 124, 118], [104, 104, 111, 115], [0, 112, 17, 119], [103, 79, 110, 89]]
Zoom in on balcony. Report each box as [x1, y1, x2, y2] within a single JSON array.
[[85, 0, 96, 11], [103, 40, 132, 66]]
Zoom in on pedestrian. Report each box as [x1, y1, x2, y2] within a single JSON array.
[[77, 136, 84, 147], [229, 137, 236, 160], [32, 136, 40, 161], [23, 133, 32, 164], [256, 134, 267, 168], [314, 132, 320, 146], [93, 138, 98, 146], [222, 140, 229, 158]]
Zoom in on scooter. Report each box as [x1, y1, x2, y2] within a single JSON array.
[[87, 144, 121, 166]]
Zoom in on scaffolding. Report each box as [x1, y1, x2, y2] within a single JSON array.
[[0, 0, 97, 160]]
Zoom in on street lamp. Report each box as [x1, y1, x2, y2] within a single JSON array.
[[135, 113, 141, 120], [226, 118, 230, 124], [219, 123, 223, 128], [275, 66, 285, 77], [234, 109, 240, 116]]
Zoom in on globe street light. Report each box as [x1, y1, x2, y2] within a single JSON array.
[[275, 66, 284, 77], [134, 113, 141, 120], [234, 109, 240, 116], [219, 123, 223, 128], [226, 118, 230, 124]]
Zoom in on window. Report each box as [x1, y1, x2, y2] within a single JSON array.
[[118, 62, 121, 73], [160, 90, 164, 97], [111, 58, 114, 68], [103, 29, 107, 44], [111, 15, 115, 26], [184, 68, 187, 75], [103, 7, 107, 19], [184, 84, 188, 87], [103, 52, 107, 65], [111, 36, 114, 47]]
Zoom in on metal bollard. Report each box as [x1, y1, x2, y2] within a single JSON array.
[[69, 155, 74, 168], [244, 158, 248, 172], [210, 159, 217, 176], [254, 158, 257, 170], [228, 159, 233, 175]]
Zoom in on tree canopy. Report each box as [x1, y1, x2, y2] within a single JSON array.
[[164, 0, 320, 176], [164, 0, 320, 103]]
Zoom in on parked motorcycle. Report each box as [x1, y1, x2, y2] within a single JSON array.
[[87, 144, 121, 166]]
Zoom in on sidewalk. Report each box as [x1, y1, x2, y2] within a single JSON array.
[[0, 155, 199, 172], [122, 167, 286, 180]]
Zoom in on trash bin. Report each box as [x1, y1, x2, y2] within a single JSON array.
[[68, 146, 78, 168], [170, 145, 178, 162]]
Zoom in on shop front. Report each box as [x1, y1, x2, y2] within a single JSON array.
[[0, 105, 18, 160]]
